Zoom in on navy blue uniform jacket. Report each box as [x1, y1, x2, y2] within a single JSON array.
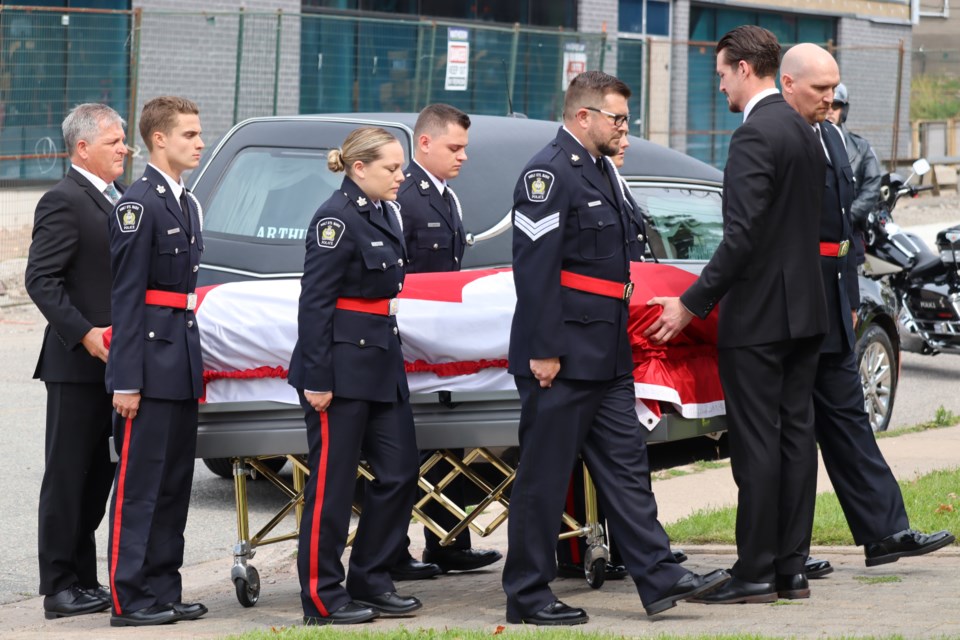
[[106, 164, 204, 400], [508, 127, 634, 382], [397, 161, 466, 273], [287, 177, 409, 403]]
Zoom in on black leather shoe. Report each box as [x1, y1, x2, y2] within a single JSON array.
[[389, 556, 442, 581], [81, 585, 111, 604], [423, 547, 502, 573], [775, 573, 810, 599], [506, 600, 589, 626], [804, 556, 834, 578], [43, 585, 110, 619], [110, 604, 179, 627], [303, 601, 379, 625], [353, 592, 422, 615], [645, 569, 731, 615], [166, 601, 208, 620], [864, 529, 956, 566], [689, 575, 778, 604], [672, 548, 688, 564], [556, 561, 627, 580]]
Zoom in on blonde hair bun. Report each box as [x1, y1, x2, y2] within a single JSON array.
[[327, 148, 346, 173]]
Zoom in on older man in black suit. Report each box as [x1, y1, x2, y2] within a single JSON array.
[[646, 26, 828, 603], [25, 103, 127, 619]]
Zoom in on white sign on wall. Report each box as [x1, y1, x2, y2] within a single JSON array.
[[562, 42, 588, 91], [445, 27, 470, 91]]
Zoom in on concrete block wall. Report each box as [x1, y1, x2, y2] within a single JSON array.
[[669, 0, 691, 152], [836, 17, 913, 165], [131, 0, 301, 177], [579, 0, 619, 75]]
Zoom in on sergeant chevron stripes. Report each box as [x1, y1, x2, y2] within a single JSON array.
[[514, 210, 560, 242]]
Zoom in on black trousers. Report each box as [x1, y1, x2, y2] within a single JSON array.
[[38, 382, 115, 595], [718, 337, 821, 582], [555, 464, 622, 567], [503, 374, 684, 618], [297, 393, 419, 618], [108, 397, 197, 613], [814, 349, 909, 545]]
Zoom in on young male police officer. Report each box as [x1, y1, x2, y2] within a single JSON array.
[[390, 103, 502, 580], [106, 96, 206, 627], [26, 103, 127, 619], [502, 70, 728, 626]]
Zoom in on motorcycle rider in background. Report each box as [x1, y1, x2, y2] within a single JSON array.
[[826, 83, 883, 265]]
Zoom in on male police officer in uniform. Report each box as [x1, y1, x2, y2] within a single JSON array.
[[26, 103, 127, 619], [106, 96, 207, 627], [390, 103, 502, 580], [502, 70, 728, 626], [781, 44, 954, 580]]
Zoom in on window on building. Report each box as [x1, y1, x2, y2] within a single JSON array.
[[619, 0, 670, 36], [302, 0, 575, 27], [686, 5, 835, 168]]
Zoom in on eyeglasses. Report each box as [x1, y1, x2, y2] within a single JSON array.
[[829, 102, 845, 110], [583, 106, 630, 128]]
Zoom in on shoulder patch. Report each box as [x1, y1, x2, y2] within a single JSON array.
[[524, 169, 555, 203], [316, 217, 345, 249], [116, 202, 144, 233]]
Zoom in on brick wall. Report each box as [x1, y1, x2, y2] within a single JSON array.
[[579, 0, 619, 74], [669, 0, 690, 152]]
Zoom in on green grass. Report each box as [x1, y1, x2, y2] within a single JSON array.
[[853, 575, 902, 585], [666, 467, 960, 546], [911, 74, 960, 120], [223, 628, 918, 639], [876, 406, 959, 439]]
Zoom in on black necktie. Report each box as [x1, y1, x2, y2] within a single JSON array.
[[595, 156, 606, 175], [442, 187, 455, 219], [179, 190, 192, 234], [596, 156, 616, 201]]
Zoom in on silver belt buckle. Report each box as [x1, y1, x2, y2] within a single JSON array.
[[388, 298, 399, 316], [185, 293, 197, 311], [623, 282, 635, 302], [838, 240, 850, 257]]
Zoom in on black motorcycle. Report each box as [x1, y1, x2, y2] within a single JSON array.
[[863, 159, 960, 356]]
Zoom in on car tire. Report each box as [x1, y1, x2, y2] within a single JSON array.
[[202, 456, 287, 479], [856, 324, 898, 433]]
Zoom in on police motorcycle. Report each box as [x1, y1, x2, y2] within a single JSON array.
[[863, 158, 960, 356]]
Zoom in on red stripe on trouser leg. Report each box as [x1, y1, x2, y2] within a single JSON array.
[[308, 411, 331, 617], [564, 474, 582, 564], [109, 417, 134, 614]]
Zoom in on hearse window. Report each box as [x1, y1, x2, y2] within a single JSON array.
[[203, 148, 338, 241], [629, 185, 723, 260]]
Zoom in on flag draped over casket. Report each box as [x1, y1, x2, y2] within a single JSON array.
[[123, 263, 724, 429]]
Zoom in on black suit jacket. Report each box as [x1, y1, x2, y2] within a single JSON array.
[[397, 161, 466, 273], [681, 94, 828, 348], [25, 168, 122, 383]]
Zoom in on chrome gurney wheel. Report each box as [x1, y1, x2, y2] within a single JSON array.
[[234, 565, 260, 608]]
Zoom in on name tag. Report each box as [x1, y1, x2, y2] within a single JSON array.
[[427, 222, 442, 228], [587, 200, 602, 208], [371, 241, 384, 247], [167, 227, 181, 235]]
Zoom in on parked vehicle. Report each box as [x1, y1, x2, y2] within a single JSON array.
[[863, 158, 960, 363]]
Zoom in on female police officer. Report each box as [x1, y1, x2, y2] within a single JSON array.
[[287, 127, 421, 625]]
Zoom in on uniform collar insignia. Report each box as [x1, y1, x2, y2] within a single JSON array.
[[571, 154, 580, 162], [356, 196, 367, 207], [419, 180, 430, 190], [156, 184, 166, 194]]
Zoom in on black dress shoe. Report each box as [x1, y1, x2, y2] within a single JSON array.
[[166, 601, 208, 620], [303, 601, 379, 625], [353, 592, 422, 615], [43, 585, 110, 619], [389, 556, 442, 581], [804, 556, 834, 578], [775, 573, 810, 599], [689, 575, 778, 604], [506, 600, 589, 626], [556, 561, 627, 580], [423, 547, 502, 573], [672, 548, 688, 564], [864, 529, 956, 566], [81, 585, 111, 604], [645, 569, 731, 615], [110, 604, 179, 627]]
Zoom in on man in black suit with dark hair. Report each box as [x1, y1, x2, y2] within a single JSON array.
[[646, 25, 828, 603], [26, 102, 128, 619], [781, 43, 955, 579]]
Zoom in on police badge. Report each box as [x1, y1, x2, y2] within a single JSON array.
[[116, 202, 144, 234], [316, 217, 345, 249], [524, 169, 555, 202]]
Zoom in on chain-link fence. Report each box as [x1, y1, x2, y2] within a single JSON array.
[[3, 5, 960, 282]]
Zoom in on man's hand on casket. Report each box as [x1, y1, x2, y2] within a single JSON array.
[[305, 390, 333, 413], [113, 392, 141, 420], [644, 297, 694, 345], [530, 358, 560, 389]]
